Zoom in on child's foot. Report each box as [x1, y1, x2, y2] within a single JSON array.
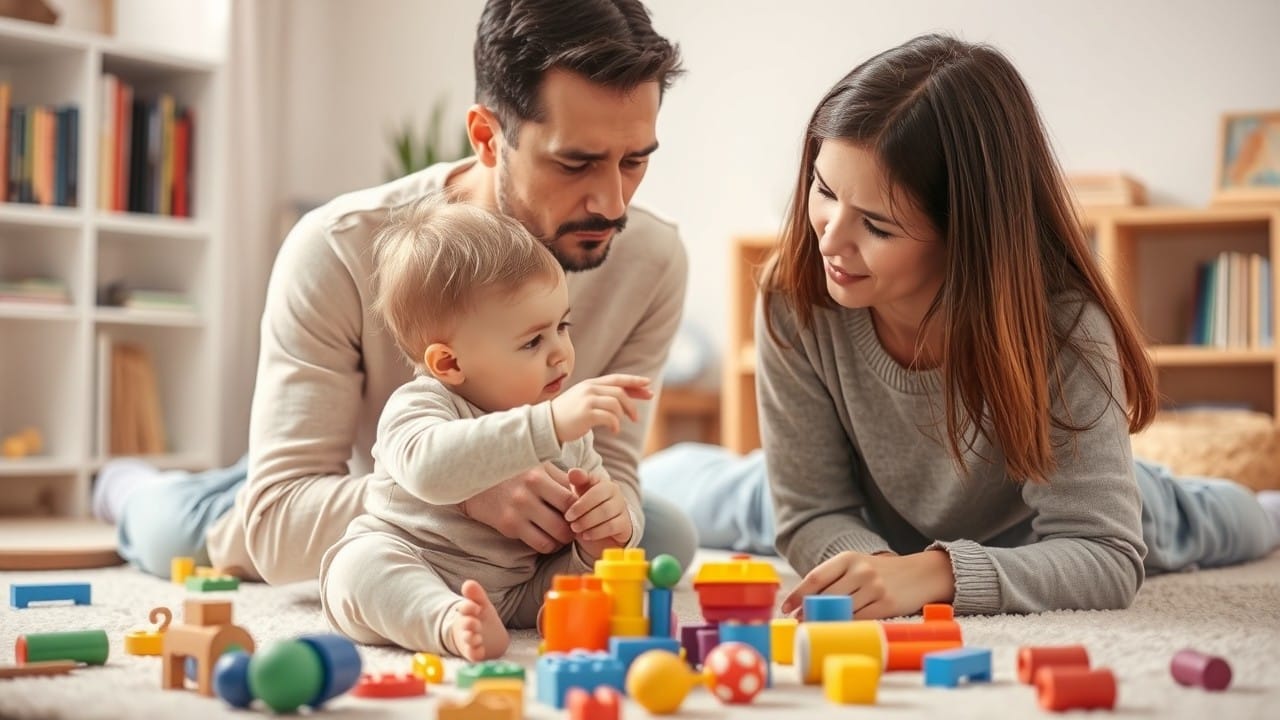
[[447, 580, 509, 661]]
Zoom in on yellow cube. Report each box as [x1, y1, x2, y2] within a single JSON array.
[[771, 617, 798, 665], [170, 557, 195, 585], [824, 654, 879, 705]]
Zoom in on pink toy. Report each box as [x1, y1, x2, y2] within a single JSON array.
[[701, 642, 766, 705], [1170, 649, 1231, 691]]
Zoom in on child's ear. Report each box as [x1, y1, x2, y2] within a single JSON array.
[[423, 343, 464, 385], [466, 105, 501, 167]]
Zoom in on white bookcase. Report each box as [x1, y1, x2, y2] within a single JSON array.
[[0, 17, 224, 519]]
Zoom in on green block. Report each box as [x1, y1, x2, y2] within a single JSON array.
[[456, 660, 525, 689], [186, 575, 240, 592]]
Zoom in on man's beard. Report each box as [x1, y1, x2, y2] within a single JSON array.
[[496, 172, 627, 273]]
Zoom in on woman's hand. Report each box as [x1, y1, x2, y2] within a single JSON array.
[[779, 550, 956, 620]]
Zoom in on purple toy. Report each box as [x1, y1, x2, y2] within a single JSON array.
[[1170, 648, 1232, 691]]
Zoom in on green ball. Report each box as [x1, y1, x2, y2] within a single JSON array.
[[248, 639, 325, 713], [648, 553, 683, 589]]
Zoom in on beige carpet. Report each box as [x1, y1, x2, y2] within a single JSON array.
[[1, 549, 1278, 719]]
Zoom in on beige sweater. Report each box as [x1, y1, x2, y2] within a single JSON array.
[[207, 159, 687, 583]]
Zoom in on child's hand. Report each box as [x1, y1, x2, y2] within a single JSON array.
[[778, 550, 955, 620], [564, 468, 633, 559], [550, 374, 653, 443]]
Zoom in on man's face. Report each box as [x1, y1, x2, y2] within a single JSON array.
[[494, 69, 661, 272]]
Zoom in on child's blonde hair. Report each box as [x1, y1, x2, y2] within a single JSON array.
[[372, 192, 562, 367]]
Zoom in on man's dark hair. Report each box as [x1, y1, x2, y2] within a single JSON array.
[[474, 0, 683, 143]]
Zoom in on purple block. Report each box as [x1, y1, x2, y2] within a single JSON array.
[[680, 623, 715, 666], [696, 628, 720, 668], [1171, 649, 1232, 691]]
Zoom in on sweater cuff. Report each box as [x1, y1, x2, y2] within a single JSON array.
[[928, 538, 1001, 614], [530, 401, 564, 461]]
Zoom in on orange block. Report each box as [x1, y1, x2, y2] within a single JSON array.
[[1017, 645, 1090, 684], [885, 640, 963, 671], [1036, 666, 1116, 711], [541, 575, 611, 652]]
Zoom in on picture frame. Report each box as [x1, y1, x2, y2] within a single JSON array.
[[1213, 110, 1280, 205]]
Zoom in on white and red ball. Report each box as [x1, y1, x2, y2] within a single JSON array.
[[701, 641, 766, 704]]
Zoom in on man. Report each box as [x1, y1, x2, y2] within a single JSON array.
[[99, 0, 697, 584]]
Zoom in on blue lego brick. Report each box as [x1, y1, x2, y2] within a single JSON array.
[[923, 647, 993, 688], [609, 636, 680, 672], [719, 621, 772, 687], [648, 587, 673, 637], [803, 594, 853, 622], [10, 582, 91, 609], [536, 650, 625, 709]]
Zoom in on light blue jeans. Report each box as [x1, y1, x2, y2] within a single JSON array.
[[118, 455, 700, 581], [640, 443, 1279, 573]]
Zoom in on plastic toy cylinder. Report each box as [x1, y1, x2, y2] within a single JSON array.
[[542, 575, 611, 652], [15, 630, 109, 665], [1035, 666, 1117, 711], [881, 619, 962, 644], [795, 621, 885, 684], [1017, 645, 1090, 684], [648, 588, 673, 638], [803, 595, 854, 622], [885, 640, 962, 671], [1170, 649, 1232, 691], [297, 634, 363, 706]]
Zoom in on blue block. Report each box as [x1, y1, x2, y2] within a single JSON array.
[[718, 621, 771, 687], [297, 634, 363, 706], [536, 650, 625, 709], [609, 636, 680, 672], [803, 595, 852, 622], [648, 587, 673, 637], [923, 647, 993, 688], [10, 582, 91, 609]]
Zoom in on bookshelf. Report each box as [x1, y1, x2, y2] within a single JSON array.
[[0, 17, 224, 521], [721, 207, 1280, 454]]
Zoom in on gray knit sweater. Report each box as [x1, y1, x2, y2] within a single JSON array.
[[757, 294, 1147, 614]]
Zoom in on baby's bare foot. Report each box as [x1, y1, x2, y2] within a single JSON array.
[[447, 579, 509, 661]]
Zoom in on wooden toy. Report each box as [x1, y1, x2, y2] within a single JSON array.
[[469, 679, 524, 718], [923, 647, 992, 688], [10, 581, 91, 608], [456, 660, 524, 689], [0, 660, 78, 678], [1017, 645, 1090, 684], [823, 654, 879, 704], [1, 426, 42, 458], [610, 636, 681, 672], [1035, 666, 1117, 711], [692, 554, 780, 622], [803, 595, 853, 622], [15, 629, 109, 665], [161, 599, 255, 697], [1170, 648, 1232, 691], [537, 650, 625, 710], [771, 618, 798, 665], [413, 652, 445, 683], [171, 557, 195, 584], [796, 620, 885, 684], [625, 649, 701, 714], [541, 575, 611, 652], [125, 606, 173, 656], [438, 688, 518, 720], [702, 641, 766, 704], [568, 686, 621, 720], [594, 548, 650, 637], [351, 672, 426, 699]]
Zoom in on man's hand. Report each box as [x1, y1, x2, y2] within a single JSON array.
[[778, 550, 956, 620], [550, 374, 653, 444], [461, 462, 576, 554], [565, 468, 633, 560]]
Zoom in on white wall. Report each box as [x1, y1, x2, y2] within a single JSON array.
[[281, 0, 1280, 359]]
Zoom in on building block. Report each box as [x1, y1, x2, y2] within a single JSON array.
[[413, 652, 445, 683], [457, 660, 525, 689], [803, 595, 853, 622], [696, 627, 720, 668], [692, 554, 781, 623], [719, 621, 771, 686], [609, 636, 680, 672], [10, 582, 91, 609], [15, 630, 109, 665], [186, 575, 240, 592], [648, 587, 673, 637], [351, 672, 426, 699], [702, 642, 767, 704], [1035, 666, 1117, 712], [125, 606, 173, 656], [568, 686, 621, 720], [1017, 645, 1090, 684], [679, 623, 716, 667], [470, 679, 524, 718], [886, 639, 963, 671], [923, 647, 993, 688], [796, 621, 886, 684], [438, 689, 518, 720], [594, 548, 649, 637], [648, 553, 683, 589], [194, 566, 224, 578], [625, 650, 701, 714], [771, 618, 798, 665], [823, 654, 879, 704], [536, 650, 625, 709], [295, 634, 364, 707], [171, 557, 195, 584], [542, 575, 611, 651], [1170, 648, 1232, 691], [161, 600, 255, 697], [882, 606, 962, 643], [185, 599, 234, 626]]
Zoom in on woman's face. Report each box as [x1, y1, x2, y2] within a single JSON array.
[[807, 139, 945, 324]]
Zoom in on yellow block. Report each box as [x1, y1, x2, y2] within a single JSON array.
[[796, 621, 885, 684], [471, 679, 524, 718], [771, 618, 799, 665], [692, 556, 781, 585], [594, 548, 649, 581], [610, 616, 650, 638], [824, 654, 879, 704], [194, 566, 222, 578], [123, 629, 164, 656], [170, 557, 195, 585]]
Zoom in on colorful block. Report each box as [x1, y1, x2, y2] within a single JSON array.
[[803, 595, 853, 622], [10, 582, 91, 609], [594, 549, 649, 637], [457, 660, 525, 689], [536, 651, 625, 709], [568, 686, 621, 720], [823, 654, 879, 704], [185, 576, 240, 592], [692, 555, 780, 623], [609, 636, 680, 672], [923, 647, 992, 688], [647, 587, 673, 637], [438, 690, 518, 720], [1035, 666, 1117, 712], [171, 557, 195, 584], [770, 618, 798, 665], [470, 679, 524, 718], [679, 623, 715, 667], [719, 621, 771, 685]]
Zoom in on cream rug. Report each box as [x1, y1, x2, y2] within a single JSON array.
[[1, 549, 1278, 719]]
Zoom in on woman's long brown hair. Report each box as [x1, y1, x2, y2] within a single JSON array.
[[762, 34, 1157, 483]]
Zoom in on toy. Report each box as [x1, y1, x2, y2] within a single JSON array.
[[1, 426, 42, 458], [702, 641, 766, 704], [186, 575, 240, 592], [882, 603, 962, 670], [803, 595, 853, 622], [10, 581, 91, 608], [695, 627, 720, 668], [438, 687, 518, 719], [536, 650, 625, 710], [648, 587, 673, 637], [887, 640, 963, 671], [161, 599, 255, 697], [568, 686, 621, 720], [679, 623, 716, 667], [1035, 666, 1117, 711], [15, 629, 109, 665], [213, 652, 254, 707], [1017, 645, 1090, 684], [771, 618, 798, 665], [125, 606, 172, 656], [456, 660, 525, 689], [625, 649, 701, 714], [469, 678, 524, 717], [541, 575, 611, 652], [235, 635, 362, 712], [609, 636, 680, 672], [351, 672, 426, 699], [0, 660, 78, 678], [171, 557, 195, 584], [413, 652, 445, 683], [649, 553, 683, 588], [594, 548, 650, 637], [923, 647, 992, 688], [692, 554, 780, 622], [795, 620, 885, 684], [823, 654, 879, 704], [1170, 648, 1231, 691], [719, 621, 771, 686]]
